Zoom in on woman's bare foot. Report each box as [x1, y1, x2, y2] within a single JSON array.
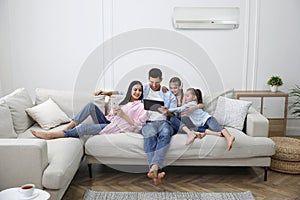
[[63, 120, 76, 130], [227, 136, 235, 151], [31, 130, 50, 140]]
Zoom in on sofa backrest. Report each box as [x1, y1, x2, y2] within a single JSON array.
[[35, 88, 106, 118]]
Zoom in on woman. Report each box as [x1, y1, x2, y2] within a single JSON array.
[[31, 80, 148, 139]]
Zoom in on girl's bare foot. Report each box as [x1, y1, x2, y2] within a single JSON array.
[[206, 130, 222, 137], [185, 130, 197, 145], [227, 136, 235, 151], [185, 135, 196, 145], [30, 130, 50, 140], [195, 131, 206, 139]]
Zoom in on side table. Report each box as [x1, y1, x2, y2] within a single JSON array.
[[235, 90, 288, 137], [0, 187, 50, 200]]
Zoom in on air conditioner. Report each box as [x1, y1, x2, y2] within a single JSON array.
[[173, 7, 239, 30]]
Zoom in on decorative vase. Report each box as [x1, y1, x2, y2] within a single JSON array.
[[270, 85, 278, 92]]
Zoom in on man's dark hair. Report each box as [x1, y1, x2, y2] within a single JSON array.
[[148, 68, 162, 80]]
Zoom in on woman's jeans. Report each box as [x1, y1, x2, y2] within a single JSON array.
[[63, 102, 110, 137], [142, 120, 174, 169]]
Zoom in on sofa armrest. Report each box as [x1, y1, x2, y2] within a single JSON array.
[[0, 139, 48, 190], [245, 107, 269, 137]]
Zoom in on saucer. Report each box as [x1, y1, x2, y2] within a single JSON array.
[[19, 190, 39, 200]]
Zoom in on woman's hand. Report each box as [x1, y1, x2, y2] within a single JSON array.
[[112, 107, 123, 116]]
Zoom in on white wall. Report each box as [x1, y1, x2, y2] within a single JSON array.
[[0, 0, 299, 135]]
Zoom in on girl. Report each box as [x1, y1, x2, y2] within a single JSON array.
[[31, 80, 148, 139], [167, 88, 235, 150], [169, 77, 184, 107]]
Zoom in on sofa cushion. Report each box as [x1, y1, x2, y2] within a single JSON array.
[[26, 98, 70, 130], [35, 88, 105, 118], [203, 88, 234, 115], [0, 100, 17, 138], [3, 88, 35, 133], [42, 138, 83, 189], [85, 128, 275, 162], [213, 96, 252, 131]]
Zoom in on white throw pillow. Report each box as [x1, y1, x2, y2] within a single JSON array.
[[203, 88, 235, 115], [26, 98, 70, 130], [3, 88, 35, 133], [0, 100, 17, 138], [35, 88, 106, 118], [213, 96, 252, 131]]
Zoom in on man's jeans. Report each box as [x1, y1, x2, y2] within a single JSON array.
[[142, 120, 174, 169], [64, 102, 110, 137]]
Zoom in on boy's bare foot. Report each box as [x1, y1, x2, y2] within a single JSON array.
[[30, 130, 50, 140], [227, 136, 235, 151]]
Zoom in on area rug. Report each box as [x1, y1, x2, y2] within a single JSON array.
[[83, 190, 255, 200]]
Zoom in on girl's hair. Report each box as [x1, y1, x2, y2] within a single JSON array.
[[186, 88, 203, 104], [119, 80, 143, 105], [169, 77, 184, 103]]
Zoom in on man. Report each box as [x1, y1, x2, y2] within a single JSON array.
[[141, 68, 177, 185], [96, 68, 177, 185]]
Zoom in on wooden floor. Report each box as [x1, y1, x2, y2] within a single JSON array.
[[62, 162, 300, 200]]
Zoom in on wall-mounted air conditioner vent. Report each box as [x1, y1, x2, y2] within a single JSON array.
[[173, 7, 240, 30]]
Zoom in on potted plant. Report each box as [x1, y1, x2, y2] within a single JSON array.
[[289, 85, 300, 117], [267, 76, 283, 92]]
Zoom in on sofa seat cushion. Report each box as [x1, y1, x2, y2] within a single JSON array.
[[85, 128, 275, 163], [17, 124, 69, 138], [42, 138, 83, 189]]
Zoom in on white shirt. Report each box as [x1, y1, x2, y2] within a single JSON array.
[[145, 89, 166, 121]]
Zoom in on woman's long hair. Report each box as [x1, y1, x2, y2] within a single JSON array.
[[119, 80, 143, 105]]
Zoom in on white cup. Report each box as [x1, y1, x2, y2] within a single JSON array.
[[20, 183, 35, 198]]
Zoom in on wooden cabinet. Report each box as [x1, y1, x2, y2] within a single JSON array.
[[235, 90, 288, 137]]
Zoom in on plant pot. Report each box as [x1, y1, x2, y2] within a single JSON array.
[[270, 85, 278, 92]]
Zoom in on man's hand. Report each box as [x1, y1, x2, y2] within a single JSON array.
[[94, 90, 112, 96], [158, 106, 168, 115]]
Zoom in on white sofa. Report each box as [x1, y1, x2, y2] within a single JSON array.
[[84, 91, 275, 181], [0, 88, 275, 199], [0, 88, 85, 200]]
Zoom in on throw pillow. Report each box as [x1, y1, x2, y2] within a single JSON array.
[[213, 96, 252, 131], [3, 88, 35, 133], [35, 88, 106, 118], [0, 100, 17, 138], [203, 88, 235, 114], [26, 98, 71, 130]]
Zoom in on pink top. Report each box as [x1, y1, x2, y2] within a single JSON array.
[[100, 101, 148, 134]]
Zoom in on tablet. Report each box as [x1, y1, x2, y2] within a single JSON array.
[[143, 99, 164, 111]]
